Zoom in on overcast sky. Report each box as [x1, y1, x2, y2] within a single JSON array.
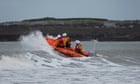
[[0, 0, 140, 22]]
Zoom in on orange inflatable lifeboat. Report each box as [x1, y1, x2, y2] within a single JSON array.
[[46, 36, 89, 57]]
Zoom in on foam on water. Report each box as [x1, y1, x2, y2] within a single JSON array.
[[20, 31, 58, 56], [19, 31, 86, 67], [0, 52, 63, 69], [0, 31, 123, 69], [0, 54, 35, 69], [0, 31, 140, 84], [1, 32, 126, 70]]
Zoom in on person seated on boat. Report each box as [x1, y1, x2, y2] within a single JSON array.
[[62, 33, 71, 48], [75, 40, 83, 54], [55, 34, 64, 48]]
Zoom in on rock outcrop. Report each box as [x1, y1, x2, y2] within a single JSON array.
[[0, 17, 140, 41]]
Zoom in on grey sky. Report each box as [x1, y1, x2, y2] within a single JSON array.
[[0, 0, 140, 22]]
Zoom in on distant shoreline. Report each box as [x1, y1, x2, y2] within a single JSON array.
[[0, 17, 140, 41]]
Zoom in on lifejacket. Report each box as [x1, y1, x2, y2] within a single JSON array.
[[63, 36, 71, 48], [75, 44, 83, 53], [56, 37, 64, 48]]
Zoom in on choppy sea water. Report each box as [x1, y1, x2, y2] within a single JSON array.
[[0, 31, 140, 84]]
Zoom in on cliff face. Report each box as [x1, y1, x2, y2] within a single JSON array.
[[0, 18, 140, 41]]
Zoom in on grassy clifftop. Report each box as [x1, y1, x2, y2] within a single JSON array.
[[0, 17, 140, 41], [23, 17, 108, 21]]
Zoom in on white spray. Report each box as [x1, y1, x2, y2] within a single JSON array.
[[20, 31, 57, 56]]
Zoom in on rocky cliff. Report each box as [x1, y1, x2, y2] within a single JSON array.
[[0, 17, 140, 41]]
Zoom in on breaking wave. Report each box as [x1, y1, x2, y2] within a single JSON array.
[[0, 31, 121, 69]]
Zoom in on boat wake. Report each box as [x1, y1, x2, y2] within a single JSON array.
[[0, 31, 122, 69], [1, 31, 140, 84]]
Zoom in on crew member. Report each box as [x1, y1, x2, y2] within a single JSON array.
[[55, 34, 64, 48], [75, 40, 83, 54], [62, 33, 71, 48]]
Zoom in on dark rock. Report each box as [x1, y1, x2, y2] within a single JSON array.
[[0, 18, 140, 41]]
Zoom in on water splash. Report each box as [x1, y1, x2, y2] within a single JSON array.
[[0, 54, 35, 69], [20, 31, 58, 56], [0, 31, 122, 69]]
